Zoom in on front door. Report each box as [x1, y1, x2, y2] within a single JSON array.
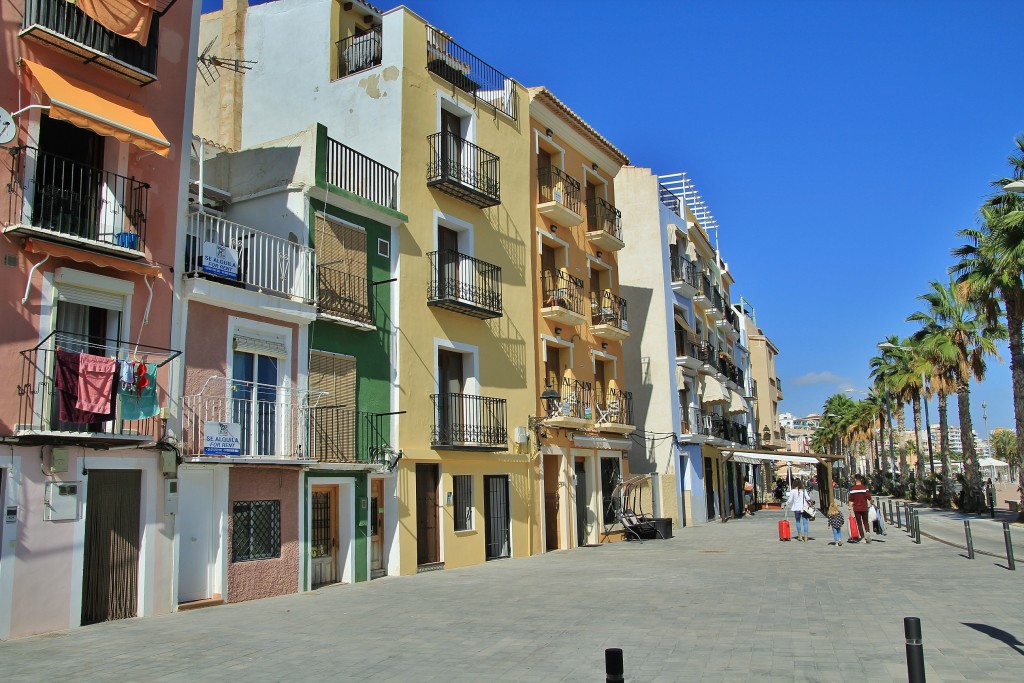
[[178, 468, 214, 603], [81, 470, 140, 625], [437, 350, 464, 444], [370, 478, 385, 577], [416, 464, 440, 565], [704, 456, 717, 520], [440, 109, 462, 181], [543, 454, 560, 551], [574, 459, 588, 546], [438, 226, 460, 300], [484, 475, 510, 560], [311, 485, 338, 588]]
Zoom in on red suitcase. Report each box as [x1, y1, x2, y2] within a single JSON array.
[[849, 515, 860, 540], [778, 519, 791, 541]]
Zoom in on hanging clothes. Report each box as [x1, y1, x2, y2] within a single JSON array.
[[56, 350, 116, 424], [77, 353, 117, 414], [118, 362, 159, 420]]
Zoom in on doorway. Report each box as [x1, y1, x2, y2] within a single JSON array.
[[310, 485, 339, 588], [437, 226, 460, 300], [370, 478, 386, 578], [703, 456, 717, 521], [437, 349, 464, 444], [543, 454, 560, 551], [81, 470, 140, 625], [416, 464, 440, 566], [178, 468, 216, 603], [483, 475, 510, 560], [574, 459, 588, 546]]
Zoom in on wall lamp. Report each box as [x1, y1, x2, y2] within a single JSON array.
[[549, 224, 557, 233], [545, 128, 553, 138], [596, 251, 603, 258], [592, 162, 599, 171], [601, 342, 608, 350], [554, 327, 563, 336]]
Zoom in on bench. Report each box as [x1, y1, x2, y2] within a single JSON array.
[[1006, 499, 1020, 513]]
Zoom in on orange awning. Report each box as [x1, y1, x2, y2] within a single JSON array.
[[25, 238, 163, 278], [21, 59, 171, 156]]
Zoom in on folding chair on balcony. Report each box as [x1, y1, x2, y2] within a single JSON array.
[[595, 399, 621, 426]]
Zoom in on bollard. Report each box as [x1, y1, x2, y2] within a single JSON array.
[[896, 502, 903, 528], [965, 520, 975, 559], [605, 647, 624, 683], [1003, 522, 1016, 571], [904, 617, 926, 683], [888, 499, 894, 525], [914, 510, 921, 544]]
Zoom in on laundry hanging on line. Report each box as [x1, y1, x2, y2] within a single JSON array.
[[55, 350, 116, 424]]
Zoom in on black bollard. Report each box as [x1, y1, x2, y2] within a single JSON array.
[[904, 617, 926, 683], [605, 647, 624, 683], [1003, 522, 1016, 571], [896, 502, 903, 528], [888, 499, 894, 525], [965, 520, 975, 559], [914, 511, 921, 544]]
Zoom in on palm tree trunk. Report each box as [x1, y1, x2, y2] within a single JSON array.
[[913, 397, 925, 500], [1004, 288, 1024, 521], [938, 392, 951, 508], [957, 383, 983, 512], [897, 403, 908, 494]]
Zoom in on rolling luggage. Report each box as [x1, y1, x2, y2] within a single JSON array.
[[778, 519, 791, 541], [849, 514, 860, 540]]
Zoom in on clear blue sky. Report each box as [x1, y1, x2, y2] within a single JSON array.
[[203, 1, 1022, 434]]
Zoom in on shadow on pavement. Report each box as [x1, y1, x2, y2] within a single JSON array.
[[962, 622, 1024, 657]]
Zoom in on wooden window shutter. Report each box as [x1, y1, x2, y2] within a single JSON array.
[[309, 351, 357, 461], [314, 215, 371, 324]]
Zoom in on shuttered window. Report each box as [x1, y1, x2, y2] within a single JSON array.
[[309, 351, 357, 461], [315, 214, 371, 324], [233, 335, 288, 358]]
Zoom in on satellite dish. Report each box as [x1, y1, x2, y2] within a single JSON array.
[[0, 107, 16, 146]]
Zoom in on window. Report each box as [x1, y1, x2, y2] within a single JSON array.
[[601, 458, 620, 527], [315, 214, 371, 325], [309, 351, 357, 461], [232, 348, 280, 457], [232, 500, 281, 561], [453, 474, 473, 531]]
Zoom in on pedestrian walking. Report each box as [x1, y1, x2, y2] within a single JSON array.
[[787, 479, 813, 542], [743, 477, 755, 516], [826, 501, 844, 546], [849, 475, 872, 544]]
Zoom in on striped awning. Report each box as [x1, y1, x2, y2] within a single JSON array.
[[700, 376, 729, 406]]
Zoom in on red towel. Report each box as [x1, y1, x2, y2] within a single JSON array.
[[77, 353, 116, 414]]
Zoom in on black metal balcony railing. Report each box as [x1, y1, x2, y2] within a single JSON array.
[[712, 288, 725, 313], [7, 146, 149, 253], [336, 26, 382, 79], [601, 387, 634, 426], [431, 393, 507, 449], [318, 265, 372, 326], [591, 291, 628, 331], [427, 250, 502, 319], [541, 270, 585, 316], [425, 26, 519, 121], [16, 331, 179, 443], [550, 378, 592, 421], [586, 197, 622, 241], [675, 329, 702, 360], [22, 0, 159, 77], [537, 165, 581, 217], [659, 183, 681, 216], [670, 254, 698, 289], [309, 405, 393, 465], [426, 132, 501, 208], [700, 275, 713, 299], [326, 136, 398, 210]]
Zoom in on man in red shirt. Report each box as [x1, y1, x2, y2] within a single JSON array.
[[849, 476, 872, 543]]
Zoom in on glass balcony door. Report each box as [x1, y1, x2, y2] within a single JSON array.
[[232, 351, 279, 456]]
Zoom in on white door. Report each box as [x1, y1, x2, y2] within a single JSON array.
[[178, 468, 214, 603]]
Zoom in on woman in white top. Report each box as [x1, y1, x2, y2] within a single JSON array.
[[787, 479, 813, 542]]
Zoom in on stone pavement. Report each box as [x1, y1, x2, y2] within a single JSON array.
[[2, 509, 1022, 682]]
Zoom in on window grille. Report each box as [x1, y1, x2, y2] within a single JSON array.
[[232, 500, 281, 562], [453, 474, 473, 531]]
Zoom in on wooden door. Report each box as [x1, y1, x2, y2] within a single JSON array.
[[537, 149, 551, 199], [370, 478, 385, 575], [416, 464, 440, 565], [438, 226, 459, 300], [540, 244, 557, 301], [82, 470, 140, 625], [437, 349, 464, 443], [594, 360, 606, 410], [441, 109, 462, 179], [311, 485, 338, 587], [586, 182, 597, 230]]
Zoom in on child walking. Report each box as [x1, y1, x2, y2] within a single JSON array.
[[826, 501, 844, 546]]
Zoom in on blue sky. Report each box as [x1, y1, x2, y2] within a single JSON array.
[[203, 1, 1021, 433]]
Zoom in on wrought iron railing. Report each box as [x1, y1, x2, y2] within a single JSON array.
[[700, 342, 717, 368], [700, 275, 713, 299], [670, 254, 698, 289], [675, 329, 702, 360], [317, 265, 372, 325], [22, 0, 159, 75], [184, 213, 315, 303], [712, 288, 724, 313], [16, 331, 179, 440], [326, 136, 397, 210], [598, 387, 633, 426], [586, 197, 622, 241], [181, 377, 323, 459], [537, 165, 581, 217], [427, 250, 502, 316], [541, 270, 585, 316], [426, 132, 501, 207], [681, 406, 701, 435], [549, 377, 592, 421], [336, 26, 382, 79], [430, 393, 507, 448], [591, 290, 628, 331], [7, 146, 149, 252], [425, 25, 519, 121], [659, 183, 681, 216], [308, 405, 393, 464]]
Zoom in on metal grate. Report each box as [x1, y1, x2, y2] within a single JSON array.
[[453, 474, 473, 531], [232, 500, 281, 562]]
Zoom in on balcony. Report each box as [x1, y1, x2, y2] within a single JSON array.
[[184, 213, 315, 304], [698, 342, 719, 376], [20, 0, 159, 85], [427, 250, 502, 320], [5, 146, 149, 259], [537, 166, 582, 226], [181, 377, 320, 462], [326, 135, 398, 210], [336, 26, 382, 80], [545, 378, 593, 429], [595, 387, 634, 435], [679, 407, 709, 442], [317, 265, 372, 328], [14, 331, 179, 446], [585, 197, 624, 251], [706, 287, 725, 323], [775, 377, 784, 400], [430, 393, 507, 451], [670, 255, 698, 295], [426, 132, 501, 208], [693, 275, 712, 311], [745, 378, 758, 400], [590, 290, 629, 341], [425, 26, 519, 121], [674, 329, 702, 372], [308, 406, 397, 467], [659, 183, 681, 217], [540, 270, 586, 326], [720, 306, 740, 339]]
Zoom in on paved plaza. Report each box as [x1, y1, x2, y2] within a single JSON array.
[[2, 506, 1022, 682]]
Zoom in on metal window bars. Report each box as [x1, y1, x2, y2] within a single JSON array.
[[425, 25, 519, 121]]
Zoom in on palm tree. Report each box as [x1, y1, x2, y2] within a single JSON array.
[[908, 277, 1006, 512], [869, 337, 905, 493], [951, 135, 1024, 518]]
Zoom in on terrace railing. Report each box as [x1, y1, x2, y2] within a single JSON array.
[[325, 136, 398, 210], [585, 196, 622, 241], [425, 25, 519, 121], [670, 254, 698, 289], [591, 290, 628, 332], [336, 26, 382, 79], [308, 405, 394, 465]]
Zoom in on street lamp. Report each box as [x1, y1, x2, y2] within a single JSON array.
[[1004, 179, 1024, 192]]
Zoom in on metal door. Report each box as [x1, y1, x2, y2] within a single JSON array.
[[574, 460, 588, 546], [484, 475, 510, 560], [310, 485, 338, 587], [370, 478, 385, 575], [416, 464, 440, 565], [81, 470, 140, 625], [178, 468, 214, 603]]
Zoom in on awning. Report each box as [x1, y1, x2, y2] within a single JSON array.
[[718, 448, 843, 465], [726, 390, 747, 414], [700, 376, 729, 406], [25, 238, 162, 277], [21, 60, 171, 156]]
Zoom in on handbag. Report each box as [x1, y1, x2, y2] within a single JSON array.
[[803, 496, 817, 519], [868, 505, 878, 523]]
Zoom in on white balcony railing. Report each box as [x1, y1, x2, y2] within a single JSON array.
[[185, 213, 316, 303]]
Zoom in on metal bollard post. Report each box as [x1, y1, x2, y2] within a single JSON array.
[[896, 502, 903, 528], [904, 617, 926, 683], [605, 647, 624, 683], [964, 520, 975, 559], [888, 500, 894, 525], [914, 511, 921, 544], [1003, 522, 1016, 571]]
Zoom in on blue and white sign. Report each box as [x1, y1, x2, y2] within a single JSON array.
[[201, 241, 239, 280], [204, 421, 242, 456]]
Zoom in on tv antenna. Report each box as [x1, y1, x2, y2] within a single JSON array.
[[197, 37, 256, 86]]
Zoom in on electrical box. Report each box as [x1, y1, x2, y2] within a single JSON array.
[[5, 506, 17, 525], [50, 447, 70, 474], [160, 450, 177, 474], [165, 478, 178, 515], [43, 481, 81, 521]]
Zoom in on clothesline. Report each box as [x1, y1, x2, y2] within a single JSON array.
[[39, 330, 180, 368]]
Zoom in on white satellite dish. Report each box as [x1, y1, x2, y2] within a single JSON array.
[[0, 107, 15, 146]]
